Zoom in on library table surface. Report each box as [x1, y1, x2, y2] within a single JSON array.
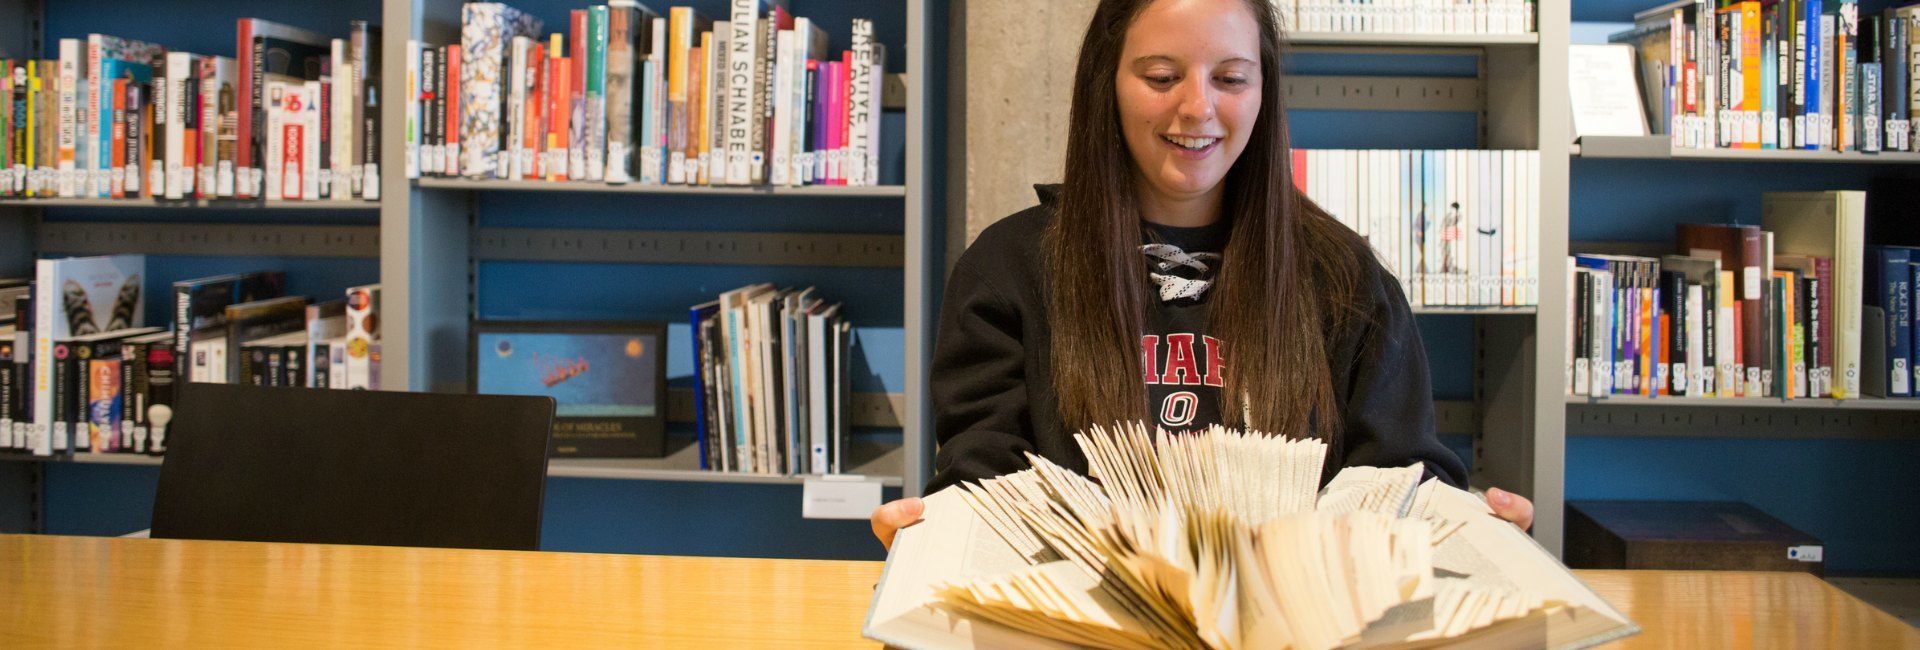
[[3, 534, 1917, 648]]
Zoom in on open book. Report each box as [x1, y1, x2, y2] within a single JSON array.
[[865, 423, 1638, 649]]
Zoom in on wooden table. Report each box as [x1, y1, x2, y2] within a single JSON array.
[[3, 534, 1915, 648]]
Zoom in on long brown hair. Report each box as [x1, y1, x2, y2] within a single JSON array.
[[1047, 0, 1370, 446]]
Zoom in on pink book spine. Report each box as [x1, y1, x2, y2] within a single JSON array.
[[827, 58, 845, 185]]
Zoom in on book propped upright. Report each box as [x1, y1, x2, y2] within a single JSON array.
[[867, 423, 1639, 650]]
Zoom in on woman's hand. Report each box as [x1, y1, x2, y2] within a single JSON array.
[[1486, 487, 1534, 531], [871, 498, 927, 550]]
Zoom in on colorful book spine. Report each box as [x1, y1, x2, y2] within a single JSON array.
[[461, 2, 544, 179]]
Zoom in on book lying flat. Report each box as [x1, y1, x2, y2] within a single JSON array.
[[867, 423, 1639, 650]]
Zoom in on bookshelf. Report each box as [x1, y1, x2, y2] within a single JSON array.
[[1553, 3, 1920, 578]]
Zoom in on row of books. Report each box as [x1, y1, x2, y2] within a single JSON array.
[[691, 283, 853, 476], [0, 257, 381, 458], [1293, 149, 1541, 308], [1561, 191, 1920, 400], [0, 21, 382, 201], [1614, 0, 1920, 153], [409, 1, 888, 189], [1279, 0, 1537, 35]]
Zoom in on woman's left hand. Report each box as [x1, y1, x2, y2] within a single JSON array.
[[1486, 487, 1534, 531]]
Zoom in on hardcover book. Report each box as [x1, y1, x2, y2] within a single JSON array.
[[474, 321, 666, 458]]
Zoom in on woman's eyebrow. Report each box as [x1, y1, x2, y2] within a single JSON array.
[[1131, 54, 1257, 66]]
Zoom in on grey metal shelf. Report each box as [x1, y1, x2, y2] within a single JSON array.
[[1567, 394, 1920, 411], [415, 177, 907, 197], [547, 438, 904, 487], [1412, 306, 1538, 315], [7, 444, 908, 487], [0, 198, 381, 210], [1288, 31, 1539, 46], [1573, 135, 1920, 163]]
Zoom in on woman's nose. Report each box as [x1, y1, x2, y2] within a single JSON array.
[[1177, 78, 1216, 123]]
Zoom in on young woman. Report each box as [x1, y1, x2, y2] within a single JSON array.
[[873, 0, 1533, 547]]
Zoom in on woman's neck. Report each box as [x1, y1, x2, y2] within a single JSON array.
[[1136, 183, 1225, 229]]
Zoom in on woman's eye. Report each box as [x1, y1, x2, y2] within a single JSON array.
[[1217, 76, 1248, 87], [1145, 75, 1177, 86]]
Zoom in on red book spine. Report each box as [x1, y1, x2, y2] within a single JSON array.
[[111, 78, 127, 198], [282, 104, 304, 200], [525, 43, 544, 180], [444, 44, 461, 177]]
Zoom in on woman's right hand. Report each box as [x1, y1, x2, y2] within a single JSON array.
[[870, 497, 926, 550]]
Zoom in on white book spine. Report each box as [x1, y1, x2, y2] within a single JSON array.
[[31, 261, 54, 456], [57, 40, 81, 197], [507, 37, 529, 182], [847, 20, 872, 188], [726, 0, 757, 186], [304, 81, 322, 201], [704, 33, 723, 185], [332, 40, 354, 199], [163, 53, 193, 200], [265, 81, 285, 201], [406, 41, 421, 180], [642, 17, 668, 184], [770, 30, 793, 187]]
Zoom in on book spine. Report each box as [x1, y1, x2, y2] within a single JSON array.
[[406, 40, 420, 180], [309, 80, 326, 200], [1884, 249, 1913, 396], [754, 17, 775, 185], [525, 42, 545, 181], [445, 44, 461, 177], [569, 10, 589, 181], [1912, 262, 1920, 392], [349, 22, 373, 196], [321, 45, 338, 198], [237, 21, 259, 197], [549, 43, 571, 182], [0, 339, 12, 443], [606, 6, 637, 184], [507, 36, 529, 181], [587, 5, 609, 182], [726, 0, 756, 186], [848, 20, 872, 188]]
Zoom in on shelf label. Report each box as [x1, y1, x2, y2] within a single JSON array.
[[802, 475, 883, 520]]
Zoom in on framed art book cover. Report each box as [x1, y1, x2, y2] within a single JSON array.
[[472, 320, 666, 458]]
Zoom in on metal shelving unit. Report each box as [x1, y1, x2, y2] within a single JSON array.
[[0, 198, 382, 209], [1288, 31, 1540, 46], [415, 177, 907, 198], [1573, 135, 1920, 163]]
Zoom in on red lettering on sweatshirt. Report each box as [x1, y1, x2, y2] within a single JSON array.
[[1161, 333, 1200, 385], [1140, 335, 1161, 385], [1202, 335, 1225, 387]]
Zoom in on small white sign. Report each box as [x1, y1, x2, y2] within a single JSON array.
[[1787, 545, 1824, 563], [802, 475, 884, 520]]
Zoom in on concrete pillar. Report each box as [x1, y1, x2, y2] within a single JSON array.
[[947, 0, 1098, 264]]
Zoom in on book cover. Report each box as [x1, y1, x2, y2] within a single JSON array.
[[344, 284, 380, 390], [475, 322, 666, 458]]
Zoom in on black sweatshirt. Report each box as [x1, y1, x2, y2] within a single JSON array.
[[927, 185, 1468, 494]]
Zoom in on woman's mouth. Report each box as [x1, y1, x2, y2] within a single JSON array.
[[1162, 134, 1220, 158]]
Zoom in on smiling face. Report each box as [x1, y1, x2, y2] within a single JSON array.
[[1115, 0, 1264, 218]]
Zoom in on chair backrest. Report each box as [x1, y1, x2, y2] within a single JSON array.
[[152, 383, 555, 551]]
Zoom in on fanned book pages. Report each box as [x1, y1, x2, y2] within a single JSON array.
[[865, 423, 1639, 649]]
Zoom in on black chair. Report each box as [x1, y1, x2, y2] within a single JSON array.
[[152, 383, 555, 551]]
